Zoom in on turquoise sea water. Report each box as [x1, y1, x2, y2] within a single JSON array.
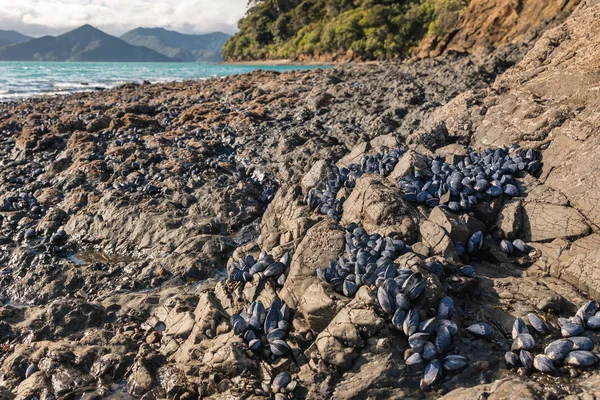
[[0, 62, 329, 101]]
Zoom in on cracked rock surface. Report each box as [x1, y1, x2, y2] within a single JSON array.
[[2, 0, 600, 398]]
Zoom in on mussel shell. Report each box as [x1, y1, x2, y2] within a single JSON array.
[[512, 317, 528, 339], [533, 355, 555, 373], [505, 351, 520, 368], [527, 313, 549, 335], [437, 296, 454, 320], [435, 326, 451, 354], [511, 333, 536, 351], [392, 308, 407, 331], [264, 304, 282, 334], [512, 239, 528, 253], [467, 232, 483, 254], [419, 318, 437, 334], [519, 350, 534, 370], [422, 359, 442, 386], [395, 293, 411, 311], [465, 322, 495, 340], [277, 274, 286, 286], [402, 272, 426, 300], [231, 315, 247, 335], [569, 336, 594, 351], [267, 328, 288, 342], [460, 265, 476, 278], [244, 330, 256, 342], [405, 352, 424, 366], [586, 316, 600, 330], [377, 286, 395, 314], [576, 301, 597, 322], [423, 342, 437, 361], [269, 340, 290, 357], [438, 319, 458, 336], [272, 371, 292, 392], [249, 263, 266, 275], [442, 355, 468, 371], [564, 350, 599, 367], [544, 339, 573, 362], [500, 239, 513, 255], [251, 300, 266, 324], [280, 252, 291, 267], [343, 278, 359, 297], [25, 364, 38, 379], [248, 339, 262, 351], [403, 308, 420, 337], [409, 332, 430, 353], [561, 322, 584, 338]]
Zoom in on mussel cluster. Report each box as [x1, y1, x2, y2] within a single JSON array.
[[315, 223, 413, 297], [400, 296, 473, 390], [229, 251, 291, 287], [307, 148, 404, 220], [316, 224, 487, 390], [400, 147, 541, 211], [506, 301, 600, 374], [208, 152, 278, 203], [230, 298, 293, 359], [270, 371, 298, 399]]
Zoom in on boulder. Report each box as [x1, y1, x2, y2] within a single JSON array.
[[369, 134, 400, 152], [428, 206, 486, 243], [472, 198, 504, 227], [259, 185, 320, 251], [279, 220, 345, 309], [315, 287, 385, 370], [301, 160, 330, 193], [341, 175, 419, 240], [387, 150, 431, 184], [337, 142, 369, 168], [550, 244, 600, 300], [201, 333, 258, 378], [419, 220, 459, 262], [299, 282, 348, 334]]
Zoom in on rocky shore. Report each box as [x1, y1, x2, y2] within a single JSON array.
[[1, 1, 600, 399]]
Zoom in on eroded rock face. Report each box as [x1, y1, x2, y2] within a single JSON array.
[[429, 0, 600, 297], [4, 1, 600, 398]]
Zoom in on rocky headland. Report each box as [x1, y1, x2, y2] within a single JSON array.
[[1, 0, 600, 399]]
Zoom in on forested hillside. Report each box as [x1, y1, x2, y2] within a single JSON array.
[[222, 0, 467, 60]]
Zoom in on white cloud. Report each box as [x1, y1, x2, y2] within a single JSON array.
[[0, 0, 249, 36]]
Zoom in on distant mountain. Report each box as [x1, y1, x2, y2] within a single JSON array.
[[0, 25, 176, 62], [0, 30, 32, 47], [121, 28, 229, 62]]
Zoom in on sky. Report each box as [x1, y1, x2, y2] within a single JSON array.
[[0, 0, 249, 37]]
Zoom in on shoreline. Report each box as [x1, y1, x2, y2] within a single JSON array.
[[220, 59, 382, 66], [0, 62, 333, 102]]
